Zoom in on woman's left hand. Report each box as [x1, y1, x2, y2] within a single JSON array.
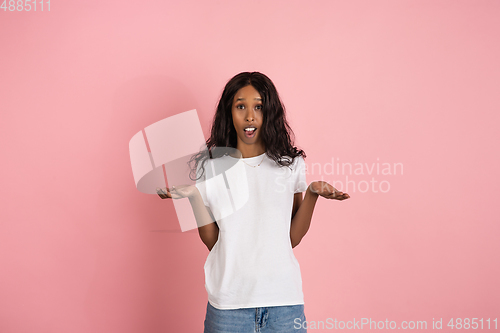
[[309, 181, 350, 200]]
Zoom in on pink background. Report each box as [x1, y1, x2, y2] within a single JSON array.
[[1, 0, 499, 332]]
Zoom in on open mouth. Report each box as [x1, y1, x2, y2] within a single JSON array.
[[244, 127, 257, 138]]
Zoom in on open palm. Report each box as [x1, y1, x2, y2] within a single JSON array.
[[156, 185, 197, 200], [310, 181, 350, 200]]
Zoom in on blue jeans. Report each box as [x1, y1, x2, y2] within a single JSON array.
[[204, 302, 307, 333]]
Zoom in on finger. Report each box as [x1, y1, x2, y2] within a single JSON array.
[[156, 187, 171, 199], [157, 187, 169, 195], [323, 193, 336, 199], [336, 193, 350, 200], [162, 187, 183, 199], [333, 192, 346, 200]]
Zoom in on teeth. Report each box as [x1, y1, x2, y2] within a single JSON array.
[[245, 128, 256, 131]]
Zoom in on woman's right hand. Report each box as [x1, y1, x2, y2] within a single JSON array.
[[156, 185, 198, 200]]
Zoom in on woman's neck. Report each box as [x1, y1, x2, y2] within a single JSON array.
[[236, 144, 266, 158]]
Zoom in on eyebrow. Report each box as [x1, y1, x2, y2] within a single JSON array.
[[236, 98, 262, 101]]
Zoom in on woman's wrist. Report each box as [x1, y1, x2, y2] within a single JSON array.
[[307, 182, 320, 196], [187, 186, 202, 201]]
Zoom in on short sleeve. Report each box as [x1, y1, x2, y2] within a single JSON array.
[[293, 156, 308, 193]]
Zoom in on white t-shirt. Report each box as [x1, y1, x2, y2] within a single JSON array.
[[195, 152, 308, 310]]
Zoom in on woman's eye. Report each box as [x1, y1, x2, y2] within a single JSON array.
[[236, 104, 245, 109], [255, 105, 263, 110]]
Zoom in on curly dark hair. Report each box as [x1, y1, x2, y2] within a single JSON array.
[[189, 71, 305, 180]]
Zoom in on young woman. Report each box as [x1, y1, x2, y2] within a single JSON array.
[[157, 72, 349, 332]]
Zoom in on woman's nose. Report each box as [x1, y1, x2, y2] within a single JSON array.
[[245, 109, 255, 121]]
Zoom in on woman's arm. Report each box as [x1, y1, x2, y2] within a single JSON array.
[[157, 185, 219, 251], [290, 181, 350, 248], [188, 192, 219, 251], [290, 186, 319, 248]]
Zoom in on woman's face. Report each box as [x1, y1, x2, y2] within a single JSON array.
[[231, 85, 264, 151]]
